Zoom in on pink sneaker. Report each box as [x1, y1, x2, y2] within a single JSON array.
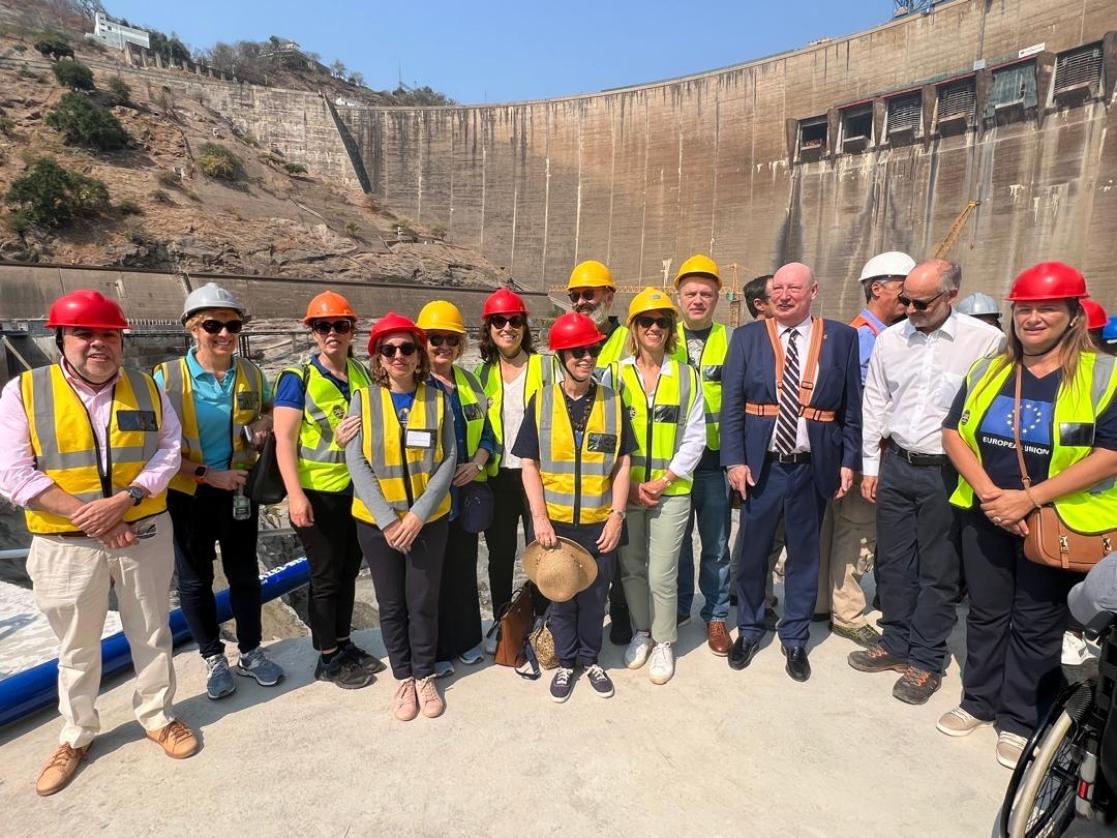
[[415, 675, 445, 718], [392, 678, 418, 721]]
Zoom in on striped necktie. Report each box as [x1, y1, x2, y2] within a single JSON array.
[[775, 328, 800, 455]]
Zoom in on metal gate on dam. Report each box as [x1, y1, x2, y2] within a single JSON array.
[[320, 0, 1117, 318]]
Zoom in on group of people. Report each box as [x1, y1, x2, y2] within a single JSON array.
[[1, 248, 1114, 796]]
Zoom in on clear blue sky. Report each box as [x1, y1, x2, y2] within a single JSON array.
[[105, 1, 893, 103]]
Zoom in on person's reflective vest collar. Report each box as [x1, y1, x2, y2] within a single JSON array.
[[596, 321, 629, 369], [617, 356, 696, 495], [292, 356, 371, 493], [476, 352, 555, 465], [950, 352, 1117, 532], [670, 321, 728, 450], [450, 365, 491, 481]]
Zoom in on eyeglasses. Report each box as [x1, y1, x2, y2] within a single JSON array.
[[635, 315, 671, 330], [200, 319, 243, 335], [898, 291, 945, 312], [379, 342, 417, 358], [310, 319, 353, 335], [490, 314, 525, 330], [568, 345, 602, 360], [428, 334, 460, 348], [569, 290, 598, 303]]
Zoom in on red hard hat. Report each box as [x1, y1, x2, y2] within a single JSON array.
[[482, 288, 527, 319], [548, 312, 605, 352], [45, 289, 129, 330], [1082, 297, 1107, 331], [367, 312, 425, 355], [1007, 262, 1088, 302]]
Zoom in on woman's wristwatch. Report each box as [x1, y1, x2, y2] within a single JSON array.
[[608, 508, 626, 521]]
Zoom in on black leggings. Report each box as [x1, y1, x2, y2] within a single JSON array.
[[436, 516, 482, 660], [293, 489, 364, 652], [483, 468, 533, 617]]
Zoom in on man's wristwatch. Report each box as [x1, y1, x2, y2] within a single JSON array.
[[608, 508, 626, 521], [126, 486, 145, 506]]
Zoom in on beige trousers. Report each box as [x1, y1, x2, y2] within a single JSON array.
[[26, 512, 177, 748], [815, 479, 876, 628], [620, 495, 691, 644]]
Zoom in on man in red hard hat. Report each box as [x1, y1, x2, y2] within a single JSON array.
[[0, 290, 197, 796]]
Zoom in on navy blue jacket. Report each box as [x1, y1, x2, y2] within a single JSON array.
[[719, 318, 862, 497]]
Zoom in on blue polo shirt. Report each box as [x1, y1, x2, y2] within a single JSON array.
[[854, 309, 887, 385]]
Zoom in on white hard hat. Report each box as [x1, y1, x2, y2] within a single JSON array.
[[182, 282, 247, 324], [859, 251, 916, 283], [957, 292, 1000, 317]]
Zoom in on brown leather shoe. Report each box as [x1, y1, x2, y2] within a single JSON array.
[[706, 621, 732, 656], [146, 720, 199, 759], [36, 743, 88, 796]]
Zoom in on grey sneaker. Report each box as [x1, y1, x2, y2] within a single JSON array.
[[205, 653, 235, 700], [234, 647, 284, 687]]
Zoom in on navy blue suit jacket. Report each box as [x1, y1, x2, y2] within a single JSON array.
[[719, 318, 862, 497]]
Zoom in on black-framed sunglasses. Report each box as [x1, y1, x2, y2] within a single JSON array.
[[898, 291, 945, 312], [310, 319, 353, 335], [428, 334, 461, 348], [200, 319, 244, 335], [490, 314, 525, 330], [379, 342, 417, 358], [635, 314, 672, 330], [568, 345, 602, 360], [569, 289, 598, 303]]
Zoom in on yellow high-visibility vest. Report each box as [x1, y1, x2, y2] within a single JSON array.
[[451, 365, 490, 483], [596, 324, 629, 369], [534, 382, 623, 524], [670, 321, 729, 450], [476, 352, 556, 474], [350, 382, 452, 526], [618, 359, 699, 496], [20, 364, 167, 534]]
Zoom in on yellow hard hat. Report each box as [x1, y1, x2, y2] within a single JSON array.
[[627, 287, 678, 323], [416, 300, 466, 334], [674, 254, 721, 288], [567, 259, 615, 290]]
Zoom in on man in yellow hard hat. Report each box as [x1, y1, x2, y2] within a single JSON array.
[[669, 255, 734, 655]]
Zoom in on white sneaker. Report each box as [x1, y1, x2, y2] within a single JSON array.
[[1061, 631, 1093, 666], [937, 706, 993, 737], [648, 642, 675, 685], [624, 631, 653, 670], [997, 731, 1028, 769]]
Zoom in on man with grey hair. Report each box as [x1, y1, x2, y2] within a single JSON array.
[[850, 259, 1004, 704]]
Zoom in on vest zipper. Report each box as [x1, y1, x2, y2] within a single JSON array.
[[573, 410, 582, 526], [640, 367, 662, 479]]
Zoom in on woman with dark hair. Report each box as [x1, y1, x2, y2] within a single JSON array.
[[346, 312, 456, 721], [938, 262, 1117, 769], [475, 289, 556, 639]]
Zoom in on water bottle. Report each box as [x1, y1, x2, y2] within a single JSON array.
[[232, 486, 251, 521]]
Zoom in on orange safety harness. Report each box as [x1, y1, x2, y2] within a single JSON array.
[[744, 318, 835, 423], [849, 313, 882, 337]]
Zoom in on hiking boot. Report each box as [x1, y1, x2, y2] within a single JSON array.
[[550, 667, 575, 703], [649, 642, 675, 685], [585, 664, 614, 698], [145, 720, 199, 759], [624, 631, 654, 670], [997, 731, 1027, 769], [234, 647, 284, 687], [706, 621, 733, 656], [36, 743, 87, 796], [204, 653, 236, 700], [892, 666, 942, 705], [848, 643, 907, 673], [937, 706, 993, 737], [315, 653, 375, 690], [341, 641, 386, 674], [392, 678, 419, 721], [416, 675, 445, 718], [609, 610, 633, 645], [832, 623, 882, 649]]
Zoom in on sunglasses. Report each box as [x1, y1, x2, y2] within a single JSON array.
[[898, 291, 945, 312], [569, 290, 598, 303], [635, 315, 672, 330], [379, 342, 417, 358], [568, 345, 602, 360], [310, 319, 353, 335], [200, 319, 243, 335], [428, 334, 460, 348], [490, 314, 525, 330]]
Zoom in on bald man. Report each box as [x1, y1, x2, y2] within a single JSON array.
[[720, 262, 862, 682]]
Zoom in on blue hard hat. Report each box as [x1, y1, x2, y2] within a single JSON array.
[[1104, 315, 1117, 345]]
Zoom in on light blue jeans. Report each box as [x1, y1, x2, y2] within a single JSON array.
[[677, 466, 732, 623]]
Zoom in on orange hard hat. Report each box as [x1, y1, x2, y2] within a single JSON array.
[[304, 291, 356, 324], [46, 289, 129, 331], [1007, 262, 1088, 302], [482, 288, 528, 318], [367, 312, 425, 355], [1082, 297, 1107, 331], [548, 312, 604, 351]]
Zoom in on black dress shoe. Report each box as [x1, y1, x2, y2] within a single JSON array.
[[609, 611, 633, 646], [728, 636, 761, 671], [783, 646, 811, 682]]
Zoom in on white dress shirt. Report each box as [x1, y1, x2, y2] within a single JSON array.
[[861, 310, 1005, 476], [767, 315, 817, 454]]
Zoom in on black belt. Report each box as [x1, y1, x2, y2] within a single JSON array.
[[889, 439, 948, 467], [766, 451, 812, 465]]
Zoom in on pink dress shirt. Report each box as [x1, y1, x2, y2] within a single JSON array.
[[0, 361, 182, 508]]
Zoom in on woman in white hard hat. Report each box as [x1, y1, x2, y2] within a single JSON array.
[[154, 282, 284, 701]]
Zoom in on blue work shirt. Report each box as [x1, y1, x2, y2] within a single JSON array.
[[854, 309, 887, 386]]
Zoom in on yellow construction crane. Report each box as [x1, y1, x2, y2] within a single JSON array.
[[933, 200, 981, 259]]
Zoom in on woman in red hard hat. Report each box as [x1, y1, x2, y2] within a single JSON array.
[[474, 288, 557, 643], [272, 291, 383, 690], [514, 313, 637, 702], [346, 312, 455, 721], [940, 262, 1117, 768]]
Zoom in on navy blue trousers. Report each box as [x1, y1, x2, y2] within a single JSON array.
[[549, 522, 617, 668], [735, 461, 826, 647]]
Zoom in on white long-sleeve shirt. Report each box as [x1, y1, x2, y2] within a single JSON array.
[[861, 310, 1005, 476]]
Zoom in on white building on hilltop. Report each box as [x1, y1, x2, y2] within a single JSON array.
[[86, 13, 151, 50]]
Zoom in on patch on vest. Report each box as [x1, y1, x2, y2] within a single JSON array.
[[960, 410, 970, 426], [332, 404, 345, 421], [1059, 422, 1095, 447], [627, 406, 637, 421], [463, 403, 485, 421], [237, 391, 260, 411], [587, 433, 617, 453], [117, 410, 158, 431]]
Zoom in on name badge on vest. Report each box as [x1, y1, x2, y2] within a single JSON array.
[[117, 410, 158, 432], [586, 433, 617, 453], [237, 391, 260, 411], [1060, 422, 1095, 447], [653, 405, 680, 424], [405, 429, 434, 449], [463, 403, 485, 422], [701, 365, 722, 383]]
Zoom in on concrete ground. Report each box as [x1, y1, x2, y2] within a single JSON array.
[[0, 613, 1010, 837]]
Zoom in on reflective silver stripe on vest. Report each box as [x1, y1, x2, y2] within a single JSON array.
[[1088, 355, 1117, 494], [300, 365, 344, 464], [366, 386, 439, 488], [125, 368, 160, 464], [538, 385, 619, 486], [162, 359, 203, 454], [231, 358, 262, 452]]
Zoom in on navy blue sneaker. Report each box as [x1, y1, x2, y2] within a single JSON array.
[[585, 664, 614, 698], [550, 667, 575, 703]]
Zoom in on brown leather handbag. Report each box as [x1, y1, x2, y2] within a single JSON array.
[[1012, 365, 1115, 573], [488, 582, 538, 669]]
